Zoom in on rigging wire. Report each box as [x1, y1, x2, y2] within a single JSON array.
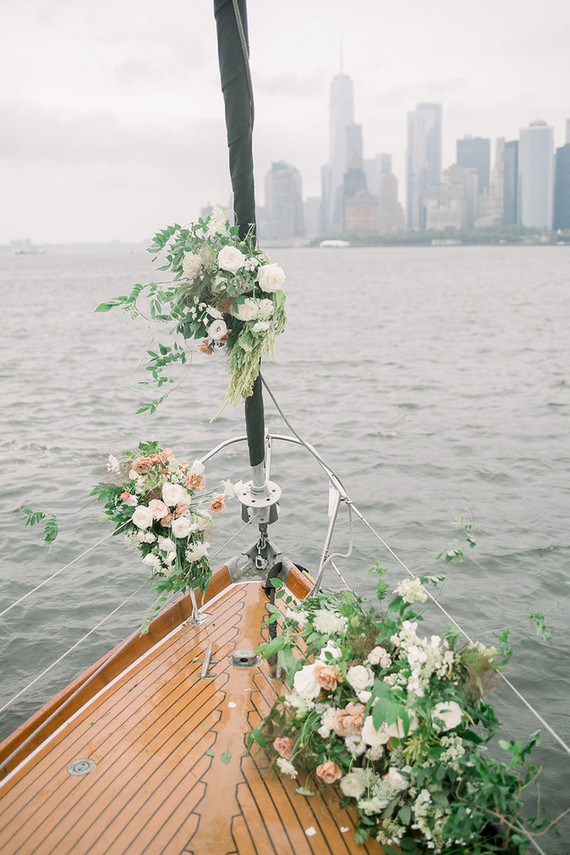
[[0, 581, 145, 718], [0, 524, 128, 621]]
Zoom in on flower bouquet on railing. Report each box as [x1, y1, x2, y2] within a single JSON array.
[[95, 208, 287, 411], [249, 567, 543, 854], [92, 441, 235, 625]]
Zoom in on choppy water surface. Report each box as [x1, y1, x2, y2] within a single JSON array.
[[1, 246, 568, 850]]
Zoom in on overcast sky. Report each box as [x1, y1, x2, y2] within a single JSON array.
[[1, 0, 569, 243]]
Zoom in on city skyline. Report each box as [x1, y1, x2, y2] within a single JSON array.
[[1, 0, 569, 242]]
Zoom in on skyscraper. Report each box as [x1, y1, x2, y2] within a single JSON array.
[[553, 144, 570, 230], [518, 121, 554, 230], [456, 136, 490, 194], [262, 161, 304, 242], [503, 140, 518, 227], [406, 103, 442, 230], [322, 72, 359, 233]]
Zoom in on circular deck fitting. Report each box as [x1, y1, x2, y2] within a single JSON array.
[[67, 758, 96, 776], [230, 648, 261, 668], [236, 479, 281, 509]]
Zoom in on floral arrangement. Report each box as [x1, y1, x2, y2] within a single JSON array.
[[92, 441, 235, 622], [96, 208, 287, 410], [250, 566, 544, 854]]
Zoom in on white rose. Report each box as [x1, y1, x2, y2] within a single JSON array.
[[386, 713, 419, 739], [171, 517, 191, 539], [125, 495, 138, 507], [432, 701, 463, 732], [162, 482, 188, 507], [361, 715, 391, 749], [252, 320, 270, 333], [207, 318, 228, 341], [257, 262, 286, 292], [320, 641, 342, 660], [131, 505, 153, 530], [183, 252, 202, 280], [158, 537, 176, 553], [358, 690, 372, 704], [142, 552, 157, 566], [292, 661, 323, 701], [346, 665, 374, 692], [143, 532, 156, 543], [218, 245, 245, 273], [345, 735, 367, 756], [383, 767, 410, 791], [234, 297, 257, 322]]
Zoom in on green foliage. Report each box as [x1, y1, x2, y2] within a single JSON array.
[[19, 507, 58, 543]]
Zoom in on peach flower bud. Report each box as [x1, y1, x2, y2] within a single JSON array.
[[174, 503, 189, 516], [159, 513, 174, 527], [198, 340, 213, 355], [273, 736, 293, 760], [209, 495, 226, 514], [316, 762, 342, 784], [313, 663, 343, 692], [162, 448, 174, 459], [120, 492, 131, 501]]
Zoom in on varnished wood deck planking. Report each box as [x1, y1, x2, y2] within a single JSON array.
[[0, 582, 384, 854]]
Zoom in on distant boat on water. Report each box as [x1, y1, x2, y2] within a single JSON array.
[[319, 239, 351, 247], [12, 239, 45, 255]]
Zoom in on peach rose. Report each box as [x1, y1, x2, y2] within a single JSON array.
[[120, 492, 131, 501], [313, 664, 343, 692], [316, 762, 342, 784], [210, 495, 226, 514], [186, 472, 206, 492], [162, 448, 174, 459], [174, 503, 189, 516], [131, 456, 154, 474], [149, 454, 165, 465], [159, 513, 174, 527], [273, 736, 293, 760], [332, 702, 365, 737], [148, 499, 169, 520], [198, 340, 213, 355]]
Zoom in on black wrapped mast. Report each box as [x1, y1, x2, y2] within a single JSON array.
[[214, 0, 265, 470]]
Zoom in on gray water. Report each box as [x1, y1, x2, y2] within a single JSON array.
[[0, 247, 568, 851]]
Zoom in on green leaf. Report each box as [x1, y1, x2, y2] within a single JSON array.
[[205, 749, 214, 757], [220, 751, 232, 764], [95, 302, 116, 313], [398, 804, 411, 825], [44, 514, 58, 544]]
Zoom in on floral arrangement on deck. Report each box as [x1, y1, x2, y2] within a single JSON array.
[[92, 441, 235, 622], [96, 208, 287, 411], [249, 566, 543, 854]]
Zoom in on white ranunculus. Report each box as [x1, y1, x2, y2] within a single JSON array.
[[207, 318, 228, 341], [358, 690, 372, 704], [158, 537, 176, 553], [148, 499, 169, 520], [183, 252, 202, 281], [125, 495, 138, 507], [218, 244, 245, 273], [143, 532, 156, 543], [346, 665, 374, 692], [252, 320, 270, 333], [171, 517, 191, 539], [345, 734, 367, 756], [257, 298, 275, 320], [142, 552, 157, 566], [342, 768, 376, 799], [162, 482, 188, 508], [257, 262, 286, 292], [367, 646, 388, 666], [131, 505, 153, 530], [293, 661, 323, 701], [432, 701, 463, 732]]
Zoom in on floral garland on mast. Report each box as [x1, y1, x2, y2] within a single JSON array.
[[93, 441, 236, 626], [96, 208, 286, 410]]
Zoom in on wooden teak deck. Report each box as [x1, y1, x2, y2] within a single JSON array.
[[0, 574, 385, 854]]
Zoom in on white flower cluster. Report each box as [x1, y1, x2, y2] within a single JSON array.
[[312, 609, 348, 636], [439, 733, 466, 770], [391, 620, 455, 698], [393, 577, 429, 604]]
